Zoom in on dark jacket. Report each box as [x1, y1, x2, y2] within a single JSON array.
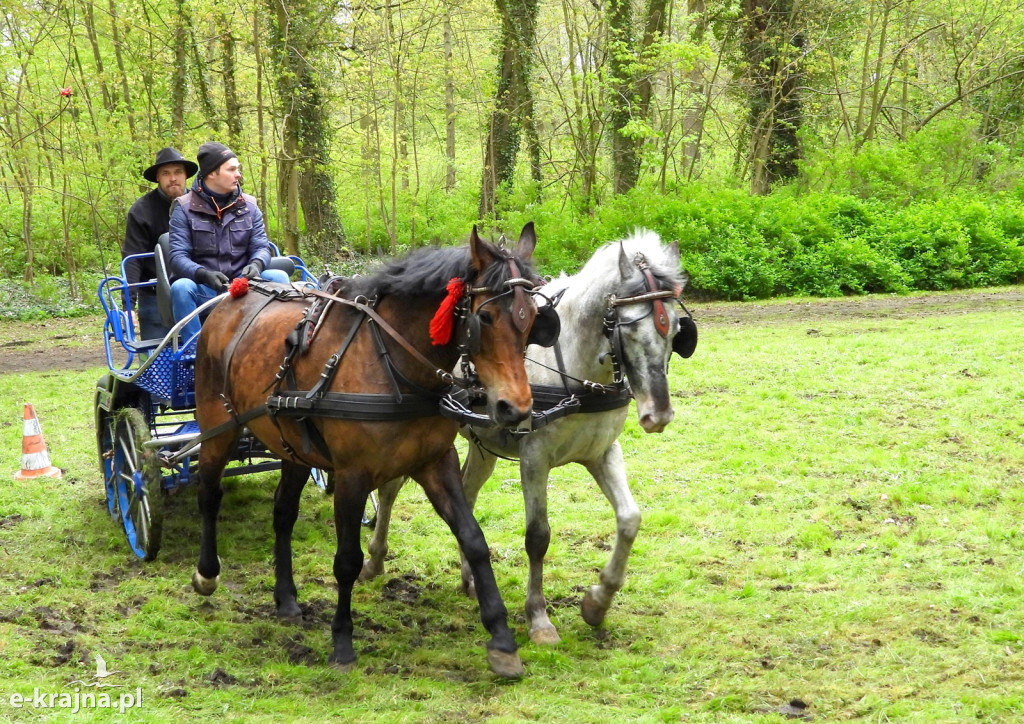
[[168, 180, 272, 282], [122, 188, 173, 297]]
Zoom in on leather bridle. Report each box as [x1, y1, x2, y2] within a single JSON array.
[[602, 253, 693, 384]]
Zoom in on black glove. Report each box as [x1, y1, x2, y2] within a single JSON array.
[[196, 267, 229, 293], [240, 260, 264, 280]]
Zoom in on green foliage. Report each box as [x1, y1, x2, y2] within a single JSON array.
[[481, 181, 1024, 301], [0, 275, 102, 320]]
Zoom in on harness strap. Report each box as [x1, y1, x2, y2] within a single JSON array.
[[368, 317, 405, 400], [530, 383, 631, 414], [302, 288, 455, 384], [271, 390, 456, 421], [165, 404, 271, 464], [221, 291, 286, 398], [639, 262, 671, 338]]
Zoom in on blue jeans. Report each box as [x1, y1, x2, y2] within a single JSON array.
[[136, 291, 171, 341], [171, 269, 291, 344]]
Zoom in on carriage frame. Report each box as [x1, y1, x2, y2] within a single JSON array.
[[93, 240, 323, 560]]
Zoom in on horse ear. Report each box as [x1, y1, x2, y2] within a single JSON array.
[[666, 240, 680, 267], [470, 225, 498, 272], [513, 222, 537, 262], [618, 243, 633, 279]]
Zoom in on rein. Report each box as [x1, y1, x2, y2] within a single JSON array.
[[301, 287, 460, 384]]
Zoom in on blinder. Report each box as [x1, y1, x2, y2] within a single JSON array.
[[461, 295, 560, 354], [463, 310, 482, 356], [460, 253, 558, 355], [673, 314, 698, 358], [527, 304, 560, 348]]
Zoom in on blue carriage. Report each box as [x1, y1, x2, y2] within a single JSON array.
[[94, 236, 324, 560]]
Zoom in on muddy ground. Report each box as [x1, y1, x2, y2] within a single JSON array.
[[1, 287, 1023, 374]]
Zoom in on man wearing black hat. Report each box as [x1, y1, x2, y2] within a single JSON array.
[[168, 142, 290, 342], [122, 147, 198, 339]]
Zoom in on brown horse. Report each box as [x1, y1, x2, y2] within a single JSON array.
[[189, 225, 552, 678]]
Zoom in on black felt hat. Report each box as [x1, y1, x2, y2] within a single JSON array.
[[143, 147, 198, 183]]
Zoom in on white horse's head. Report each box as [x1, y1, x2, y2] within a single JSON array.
[[604, 231, 694, 433]]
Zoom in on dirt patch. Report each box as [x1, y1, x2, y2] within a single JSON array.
[[689, 287, 1024, 326], [0, 316, 108, 374], [1, 288, 1022, 374]]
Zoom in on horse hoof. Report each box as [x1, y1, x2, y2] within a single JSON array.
[[486, 649, 524, 679], [529, 624, 561, 645], [358, 559, 382, 582], [461, 580, 478, 600], [276, 600, 303, 622], [581, 587, 608, 627], [191, 570, 219, 596], [330, 659, 356, 673]]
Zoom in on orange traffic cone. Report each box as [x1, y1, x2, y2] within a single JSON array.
[[14, 404, 62, 480]]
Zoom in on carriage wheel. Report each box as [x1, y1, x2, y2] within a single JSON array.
[[98, 410, 120, 521], [108, 408, 164, 561], [310, 467, 331, 493]]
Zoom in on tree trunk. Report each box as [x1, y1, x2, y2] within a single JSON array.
[[220, 15, 243, 145], [171, 0, 187, 137], [607, 0, 635, 195], [741, 0, 803, 194], [189, 25, 219, 131], [608, 0, 668, 194], [682, 0, 708, 165], [269, 0, 345, 256], [253, 5, 270, 209], [107, 0, 136, 140], [444, 8, 457, 192], [479, 0, 539, 219], [83, 1, 113, 113]]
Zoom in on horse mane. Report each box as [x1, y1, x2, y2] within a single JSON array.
[[551, 229, 685, 301], [347, 241, 538, 300]]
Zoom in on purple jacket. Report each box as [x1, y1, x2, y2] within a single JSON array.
[[168, 183, 272, 282]]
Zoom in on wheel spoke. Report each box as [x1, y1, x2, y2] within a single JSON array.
[[107, 408, 163, 561]]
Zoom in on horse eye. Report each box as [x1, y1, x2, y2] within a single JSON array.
[[477, 309, 494, 325]]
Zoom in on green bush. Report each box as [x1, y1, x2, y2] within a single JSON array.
[[490, 184, 1024, 300]]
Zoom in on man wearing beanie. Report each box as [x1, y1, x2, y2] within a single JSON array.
[[122, 147, 197, 339], [167, 142, 291, 342]]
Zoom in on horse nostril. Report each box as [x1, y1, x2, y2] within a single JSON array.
[[494, 399, 528, 426], [640, 409, 673, 433]]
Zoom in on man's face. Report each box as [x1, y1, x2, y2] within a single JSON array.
[[205, 159, 242, 195], [156, 164, 187, 199]]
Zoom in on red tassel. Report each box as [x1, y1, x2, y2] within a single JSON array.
[[429, 277, 465, 346], [229, 277, 249, 298]]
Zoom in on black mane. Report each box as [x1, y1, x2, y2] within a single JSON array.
[[348, 242, 538, 300]]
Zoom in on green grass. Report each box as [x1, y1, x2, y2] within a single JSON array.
[[2, 290, 1024, 721]]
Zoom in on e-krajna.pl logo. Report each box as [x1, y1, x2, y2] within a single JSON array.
[[7, 654, 142, 714], [9, 688, 142, 714]]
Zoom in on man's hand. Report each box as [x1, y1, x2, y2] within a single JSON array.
[[240, 260, 264, 280], [196, 267, 229, 293]]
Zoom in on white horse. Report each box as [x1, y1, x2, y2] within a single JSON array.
[[361, 230, 697, 643]]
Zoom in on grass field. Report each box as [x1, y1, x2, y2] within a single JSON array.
[[1, 289, 1023, 722]]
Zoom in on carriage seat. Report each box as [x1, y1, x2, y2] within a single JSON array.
[[153, 233, 296, 330]]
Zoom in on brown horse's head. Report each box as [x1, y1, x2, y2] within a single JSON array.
[[463, 223, 548, 427]]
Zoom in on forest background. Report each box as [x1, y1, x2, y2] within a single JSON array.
[[3, 0, 1024, 310]]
